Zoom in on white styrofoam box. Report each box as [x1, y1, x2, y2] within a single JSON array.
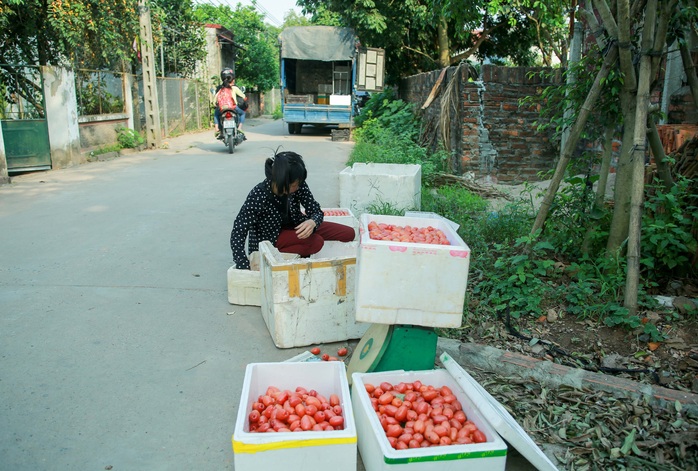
[[330, 94, 351, 106], [355, 214, 470, 328], [351, 369, 507, 471], [323, 207, 359, 241], [258, 240, 369, 348], [227, 267, 262, 306], [339, 163, 421, 216], [233, 361, 357, 471], [227, 252, 300, 306]]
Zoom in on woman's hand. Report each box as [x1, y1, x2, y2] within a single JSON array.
[[295, 219, 316, 239]]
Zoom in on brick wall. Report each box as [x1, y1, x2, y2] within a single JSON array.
[[401, 61, 698, 184], [401, 64, 560, 183]]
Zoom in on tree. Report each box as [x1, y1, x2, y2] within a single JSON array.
[[0, 0, 140, 68], [194, 3, 279, 91], [529, 0, 695, 316], [282, 10, 312, 27], [296, 0, 569, 83], [152, 0, 207, 77]]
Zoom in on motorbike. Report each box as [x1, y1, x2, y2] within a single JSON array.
[[220, 108, 245, 154]]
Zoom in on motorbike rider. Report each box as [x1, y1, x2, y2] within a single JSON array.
[[214, 68, 248, 140]]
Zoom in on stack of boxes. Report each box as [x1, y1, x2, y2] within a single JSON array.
[[318, 84, 333, 104]]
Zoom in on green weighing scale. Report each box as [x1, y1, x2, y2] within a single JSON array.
[[346, 323, 438, 382]]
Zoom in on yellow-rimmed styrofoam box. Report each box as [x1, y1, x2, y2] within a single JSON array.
[[355, 214, 470, 328], [322, 207, 359, 241], [351, 367, 507, 471], [339, 163, 421, 215], [259, 240, 368, 348], [233, 361, 357, 471]]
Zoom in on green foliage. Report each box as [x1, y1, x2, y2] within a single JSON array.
[[364, 201, 406, 215], [272, 103, 283, 120], [194, 3, 279, 91], [297, 0, 569, 83], [641, 178, 698, 276], [76, 71, 125, 116], [521, 46, 624, 143], [152, 0, 207, 78], [116, 127, 145, 148], [349, 88, 448, 182], [474, 231, 558, 319], [0, 0, 140, 69]]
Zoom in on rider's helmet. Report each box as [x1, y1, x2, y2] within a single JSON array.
[[220, 68, 235, 86]]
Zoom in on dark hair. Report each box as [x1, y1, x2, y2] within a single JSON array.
[[265, 151, 307, 194]]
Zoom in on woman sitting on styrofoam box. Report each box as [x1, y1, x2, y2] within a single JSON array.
[[230, 150, 355, 269]]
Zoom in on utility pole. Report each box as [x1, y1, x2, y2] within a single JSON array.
[[138, 0, 162, 149]]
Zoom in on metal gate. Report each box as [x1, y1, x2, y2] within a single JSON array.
[[1, 65, 51, 172]]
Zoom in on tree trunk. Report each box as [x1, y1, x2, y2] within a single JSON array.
[[647, 119, 675, 189], [679, 41, 698, 108], [437, 16, 450, 68], [530, 45, 619, 237], [606, 0, 640, 256], [625, 0, 658, 316], [583, 124, 615, 254], [606, 118, 636, 254]]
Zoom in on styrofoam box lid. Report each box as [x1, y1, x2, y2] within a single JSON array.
[[233, 361, 357, 449], [359, 213, 469, 253], [440, 353, 559, 471], [352, 369, 507, 463], [259, 240, 357, 266], [341, 163, 421, 177]]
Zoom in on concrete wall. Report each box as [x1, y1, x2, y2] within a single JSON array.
[[42, 66, 84, 169], [78, 113, 130, 151]]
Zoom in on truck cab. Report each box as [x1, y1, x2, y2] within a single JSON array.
[[278, 26, 384, 135]]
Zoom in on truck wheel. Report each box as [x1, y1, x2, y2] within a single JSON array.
[[288, 123, 296, 134], [294, 123, 303, 134]]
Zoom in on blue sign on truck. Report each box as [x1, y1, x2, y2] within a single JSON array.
[[278, 26, 385, 135]]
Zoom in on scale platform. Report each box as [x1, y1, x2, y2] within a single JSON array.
[[346, 323, 438, 382]]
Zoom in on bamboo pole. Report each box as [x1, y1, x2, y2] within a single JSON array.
[[625, 0, 658, 316], [530, 46, 619, 236]]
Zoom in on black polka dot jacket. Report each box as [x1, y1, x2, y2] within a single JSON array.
[[230, 179, 324, 269]]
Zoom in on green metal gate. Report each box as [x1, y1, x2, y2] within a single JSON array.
[[1, 65, 51, 172]]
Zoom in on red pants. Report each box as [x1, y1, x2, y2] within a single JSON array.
[[276, 222, 355, 257]]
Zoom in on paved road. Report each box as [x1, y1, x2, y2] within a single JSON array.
[[0, 119, 357, 470]]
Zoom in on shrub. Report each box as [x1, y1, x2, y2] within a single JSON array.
[[116, 127, 145, 148]]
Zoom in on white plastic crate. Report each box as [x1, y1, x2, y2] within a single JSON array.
[[233, 361, 357, 471], [259, 240, 369, 348], [339, 163, 421, 216], [354, 214, 470, 328], [351, 368, 507, 471]]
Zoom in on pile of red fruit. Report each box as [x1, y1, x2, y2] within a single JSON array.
[[362, 380, 487, 449], [323, 209, 351, 216], [310, 346, 348, 361], [367, 222, 451, 245], [248, 386, 345, 433]]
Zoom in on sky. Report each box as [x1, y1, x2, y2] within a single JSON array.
[[238, 0, 304, 27]]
